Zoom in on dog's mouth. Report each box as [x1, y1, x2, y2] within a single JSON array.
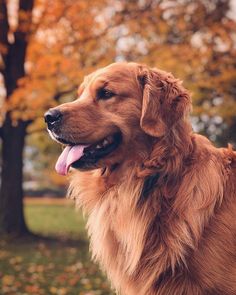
[[54, 132, 122, 175]]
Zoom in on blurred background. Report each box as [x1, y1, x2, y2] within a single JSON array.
[[0, 0, 235, 294]]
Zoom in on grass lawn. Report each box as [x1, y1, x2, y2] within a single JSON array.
[[0, 198, 114, 295], [24, 198, 87, 239]]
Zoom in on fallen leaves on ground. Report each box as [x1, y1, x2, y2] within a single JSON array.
[[0, 237, 113, 295]]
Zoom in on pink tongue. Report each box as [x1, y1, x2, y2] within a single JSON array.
[[55, 145, 87, 175]]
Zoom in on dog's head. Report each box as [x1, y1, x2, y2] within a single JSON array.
[[45, 62, 191, 174]]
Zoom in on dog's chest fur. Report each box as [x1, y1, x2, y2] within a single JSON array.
[[69, 167, 161, 293]]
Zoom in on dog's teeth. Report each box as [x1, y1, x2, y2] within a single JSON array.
[[103, 139, 109, 146], [96, 144, 102, 149]]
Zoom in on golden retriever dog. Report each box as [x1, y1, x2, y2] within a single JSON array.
[[45, 62, 236, 295]]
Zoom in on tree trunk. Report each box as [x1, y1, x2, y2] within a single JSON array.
[[0, 0, 34, 235], [0, 115, 29, 235]]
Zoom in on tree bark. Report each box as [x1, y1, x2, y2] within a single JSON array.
[[0, 116, 28, 235], [0, 0, 34, 235]]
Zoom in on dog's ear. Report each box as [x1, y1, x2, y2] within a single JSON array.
[[138, 66, 191, 137]]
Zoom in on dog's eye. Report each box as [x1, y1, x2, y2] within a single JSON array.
[[97, 88, 115, 100]]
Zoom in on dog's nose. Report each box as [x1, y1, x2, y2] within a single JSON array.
[[44, 109, 62, 128]]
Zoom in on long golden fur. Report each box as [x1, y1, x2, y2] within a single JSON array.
[[48, 62, 236, 295]]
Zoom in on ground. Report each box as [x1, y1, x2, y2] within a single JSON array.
[[0, 198, 114, 295]]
